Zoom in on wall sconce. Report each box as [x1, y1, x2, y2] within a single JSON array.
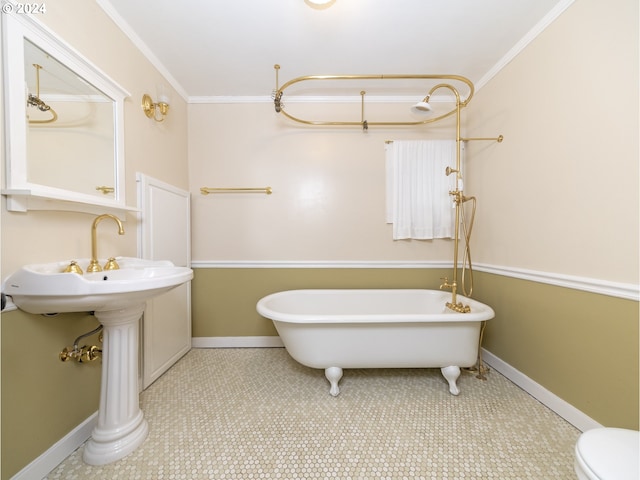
[[141, 93, 169, 122]]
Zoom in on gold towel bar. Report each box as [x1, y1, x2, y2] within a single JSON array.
[[200, 187, 273, 195], [385, 135, 503, 144], [461, 135, 503, 143]]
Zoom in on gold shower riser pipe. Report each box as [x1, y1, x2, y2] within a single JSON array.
[[200, 187, 272, 195]]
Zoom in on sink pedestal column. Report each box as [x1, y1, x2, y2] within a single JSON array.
[[83, 304, 148, 465]]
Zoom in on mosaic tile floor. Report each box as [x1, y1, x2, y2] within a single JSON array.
[[47, 348, 580, 479]]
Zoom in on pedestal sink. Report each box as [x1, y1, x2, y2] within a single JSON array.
[[2, 257, 193, 465]]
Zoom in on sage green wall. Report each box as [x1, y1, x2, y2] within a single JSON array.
[[192, 268, 639, 430], [1, 310, 102, 479], [192, 268, 450, 337], [474, 272, 639, 430]]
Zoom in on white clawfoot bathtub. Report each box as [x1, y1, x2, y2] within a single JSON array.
[[257, 289, 494, 396]]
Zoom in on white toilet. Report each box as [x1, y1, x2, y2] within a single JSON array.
[[574, 428, 639, 480]]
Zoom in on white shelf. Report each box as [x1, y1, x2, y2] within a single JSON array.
[[2, 189, 139, 215]]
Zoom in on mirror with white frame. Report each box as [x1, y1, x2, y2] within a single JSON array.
[[2, 10, 132, 213]]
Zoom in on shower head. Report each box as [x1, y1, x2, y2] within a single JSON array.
[[411, 96, 432, 114]]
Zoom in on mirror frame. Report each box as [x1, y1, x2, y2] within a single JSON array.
[[2, 10, 133, 214]]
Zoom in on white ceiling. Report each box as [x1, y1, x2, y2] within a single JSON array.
[[98, 0, 571, 101]]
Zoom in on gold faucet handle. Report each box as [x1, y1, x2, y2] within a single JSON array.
[[63, 261, 83, 275], [446, 301, 471, 313], [87, 259, 102, 273], [103, 257, 120, 270]]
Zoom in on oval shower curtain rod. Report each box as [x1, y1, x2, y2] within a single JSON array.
[[272, 64, 476, 129]]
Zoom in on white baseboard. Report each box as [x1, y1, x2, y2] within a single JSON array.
[[12, 412, 97, 480], [192, 336, 284, 348], [481, 348, 602, 432]]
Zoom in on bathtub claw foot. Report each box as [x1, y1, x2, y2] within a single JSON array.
[[325, 367, 343, 396], [441, 365, 461, 395]]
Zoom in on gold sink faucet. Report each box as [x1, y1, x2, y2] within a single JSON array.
[[87, 214, 125, 273]]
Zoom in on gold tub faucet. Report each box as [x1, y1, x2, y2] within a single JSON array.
[[439, 277, 454, 290], [87, 214, 125, 273]]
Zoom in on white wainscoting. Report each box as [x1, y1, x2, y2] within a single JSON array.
[[191, 260, 452, 269], [474, 263, 639, 301], [192, 260, 639, 301]]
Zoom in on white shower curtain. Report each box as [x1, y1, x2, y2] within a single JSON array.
[[386, 140, 457, 240]]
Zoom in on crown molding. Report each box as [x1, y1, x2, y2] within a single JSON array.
[[476, 0, 576, 91], [96, 0, 189, 101]]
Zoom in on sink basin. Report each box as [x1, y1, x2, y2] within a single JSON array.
[[3, 257, 193, 314], [3, 256, 194, 465]]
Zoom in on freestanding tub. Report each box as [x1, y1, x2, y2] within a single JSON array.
[[257, 289, 494, 396]]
